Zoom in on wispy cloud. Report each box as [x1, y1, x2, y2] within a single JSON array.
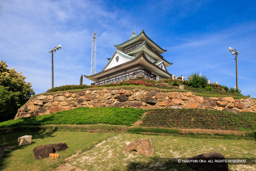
[[0, 0, 132, 93], [0, 0, 255, 98], [165, 22, 256, 97]]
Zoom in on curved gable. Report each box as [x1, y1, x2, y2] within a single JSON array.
[[103, 50, 134, 71]]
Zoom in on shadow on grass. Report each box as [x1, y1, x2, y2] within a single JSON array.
[[2, 114, 55, 128], [0, 115, 57, 170], [126, 157, 194, 171]]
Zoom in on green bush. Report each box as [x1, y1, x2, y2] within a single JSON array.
[[47, 85, 90, 92], [205, 86, 213, 91], [0, 61, 34, 122], [187, 73, 208, 88], [172, 80, 181, 86], [223, 86, 229, 92], [230, 88, 236, 94], [236, 88, 242, 94]]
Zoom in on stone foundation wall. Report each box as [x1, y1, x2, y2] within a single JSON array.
[[15, 88, 256, 119]]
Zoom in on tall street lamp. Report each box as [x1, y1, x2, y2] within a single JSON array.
[[49, 45, 61, 89], [229, 46, 239, 90]]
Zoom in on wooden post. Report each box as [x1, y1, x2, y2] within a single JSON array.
[[80, 75, 83, 85]]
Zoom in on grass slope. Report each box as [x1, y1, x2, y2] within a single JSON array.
[[141, 109, 256, 131], [2, 132, 255, 171], [0, 131, 117, 171], [70, 133, 256, 171], [1, 108, 255, 136], [0, 107, 144, 128]]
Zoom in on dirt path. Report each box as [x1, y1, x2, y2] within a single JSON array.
[[54, 134, 120, 171], [54, 133, 255, 171]]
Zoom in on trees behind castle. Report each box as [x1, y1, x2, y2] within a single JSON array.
[[0, 60, 35, 122]]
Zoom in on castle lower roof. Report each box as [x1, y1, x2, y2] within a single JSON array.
[[85, 51, 172, 82]]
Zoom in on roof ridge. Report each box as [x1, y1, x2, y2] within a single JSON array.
[[114, 30, 166, 53]]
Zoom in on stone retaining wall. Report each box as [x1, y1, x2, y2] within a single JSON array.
[[15, 88, 256, 119]]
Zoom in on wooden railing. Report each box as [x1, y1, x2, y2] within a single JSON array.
[[97, 69, 156, 85]]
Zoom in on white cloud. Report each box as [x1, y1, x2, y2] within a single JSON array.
[[165, 22, 256, 97], [0, 0, 133, 94], [1, 0, 255, 98]]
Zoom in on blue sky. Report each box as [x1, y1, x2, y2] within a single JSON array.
[[1, 0, 256, 97]]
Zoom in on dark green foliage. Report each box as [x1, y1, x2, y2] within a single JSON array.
[[187, 73, 208, 88], [128, 127, 180, 134], [46, 76, 248, 98], [184, 85, 245, 98], [223, 86, 229, 92], [141, 109, 256, 131], [229, 87, 242, 95], [0, 86, 13, 120], [236, 88, 242, 94], [47, 84, 90, 92], [127, 127, 254, 139], [0, 61, 35, 122], [172, 80, 181, 86], [230, 88, 236, 93], [205, 86, 213, 91], [127, 157, 191, 171], [0, 107, 144, 128], [246, 131, 256, 139]]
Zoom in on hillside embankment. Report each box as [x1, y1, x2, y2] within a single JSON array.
[[15, 87, 256, 119]]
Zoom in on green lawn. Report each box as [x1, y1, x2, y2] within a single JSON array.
[[0, 107, 144, 128], [2, 132, 254, 171], [1, 108, 255, 138], [0, 131, 117, 171]]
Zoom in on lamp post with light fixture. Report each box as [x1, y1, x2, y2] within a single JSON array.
[[49, 45, 61, 89], [229, 46, 239, 90]]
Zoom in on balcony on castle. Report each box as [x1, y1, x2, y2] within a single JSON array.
[[95, 69, 156, 85]]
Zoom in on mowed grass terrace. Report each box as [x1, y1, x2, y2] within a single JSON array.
[[0, 107, 255, 170]]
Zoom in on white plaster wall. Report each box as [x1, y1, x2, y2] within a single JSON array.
[[156, 75, 160, 81], [104, 53, 131, 70], [158, 63, 166, 71]]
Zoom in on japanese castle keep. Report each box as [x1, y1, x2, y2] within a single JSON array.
[[85, 30, 173, 85]]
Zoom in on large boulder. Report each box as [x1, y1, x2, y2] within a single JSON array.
[[203, 98, 216, 108], [117, 95, 128, 102], [124, 139, 153, 156], [33, 144, 55, 159], [52, 143, 68, 152], [33, 143, 68, 159], [144, 97, 157, 105], [186, 151, 229, 171], [222, 108, 240, 114], [18, 135, 32, 145]]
